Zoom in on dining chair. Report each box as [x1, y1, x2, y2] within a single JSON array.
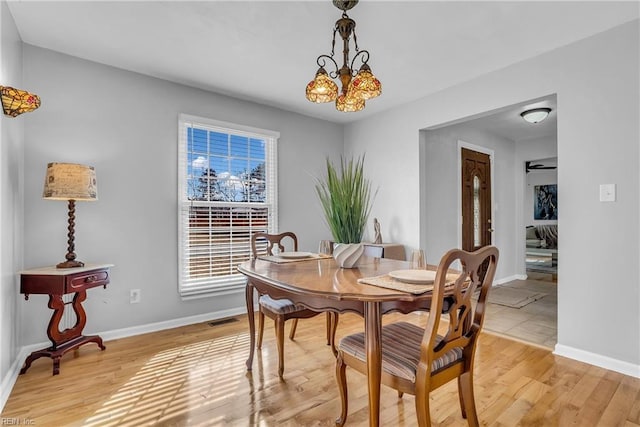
[[250, 231, 338, 378], [335, 245, 499, 427]]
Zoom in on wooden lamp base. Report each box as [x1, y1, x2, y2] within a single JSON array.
[[56, 199, 84, 269]]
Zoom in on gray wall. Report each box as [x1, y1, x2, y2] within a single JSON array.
[[345, 21, 640, 371], [0, 1, 24, 406], [19, 45, 343, 345]]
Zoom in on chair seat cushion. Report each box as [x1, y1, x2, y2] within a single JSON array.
[[259, 295, 305, 315], [338, 321, 463, 382]]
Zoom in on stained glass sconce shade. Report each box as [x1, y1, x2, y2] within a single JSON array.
[[1, 85, 41, 117]]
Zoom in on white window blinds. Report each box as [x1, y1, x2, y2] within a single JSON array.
[[178, 114, 278, 297]]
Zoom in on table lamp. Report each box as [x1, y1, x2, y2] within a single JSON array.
[[42, 162, 98, 268]]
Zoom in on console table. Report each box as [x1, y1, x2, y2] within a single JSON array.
[[19, 263, 112, 375], [363, 243, 406, 260]]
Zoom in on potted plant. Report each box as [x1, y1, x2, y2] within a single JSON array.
[[315, 155, 376, 267]]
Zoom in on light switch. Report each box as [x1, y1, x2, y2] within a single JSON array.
[[599, 184, 616, 202]]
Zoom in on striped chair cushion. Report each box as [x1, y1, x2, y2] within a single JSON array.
[[339, 321, 463, 383], [259, 295, 305, 314]]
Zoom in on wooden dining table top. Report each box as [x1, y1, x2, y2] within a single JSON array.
[[238, 255, 440, 303]]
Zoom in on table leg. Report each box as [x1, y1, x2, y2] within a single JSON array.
[[364, 301, 382, 427], [245, 282, 256, 371]]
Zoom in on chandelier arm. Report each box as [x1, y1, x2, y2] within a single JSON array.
[[331, 26, 338, 57], [353, 28, 359, 52], [316, 55, 340, 79], [350, 50, 370, 75]]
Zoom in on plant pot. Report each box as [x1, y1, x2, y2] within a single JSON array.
[[333, 243, 364, 268]]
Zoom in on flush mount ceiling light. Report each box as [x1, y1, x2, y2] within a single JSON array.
[[520, 108, 551, 124], [305, 0, 381, 113]]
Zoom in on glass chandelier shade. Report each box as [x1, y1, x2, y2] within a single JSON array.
[[350, 66, 381, 100], [306, 68, 339, 103], [1, 85, 41, 117], [336, 92, 365, 112]]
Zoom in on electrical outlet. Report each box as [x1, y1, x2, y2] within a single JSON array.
[[130, 289, 141, 304]]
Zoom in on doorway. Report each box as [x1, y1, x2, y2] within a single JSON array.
[[421, 94, 558, 349]]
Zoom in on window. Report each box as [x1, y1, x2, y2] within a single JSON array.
[[178, 114, 278, 298]]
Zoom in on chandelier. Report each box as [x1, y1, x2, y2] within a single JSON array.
[[305, 0, 381, 112]]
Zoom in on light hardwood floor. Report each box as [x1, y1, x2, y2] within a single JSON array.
[[3, 311, 639, 426]]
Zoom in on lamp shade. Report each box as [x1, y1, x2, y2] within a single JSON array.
[[520, 108, 551, 124], [43, 163, 98, 201], [350, 66, 381, 100], [306, 68, 339, 103], [1, 85, 41, 117], [335, 93, 365, 112]]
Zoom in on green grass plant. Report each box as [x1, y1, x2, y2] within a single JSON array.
[[315, 156, 376, 244]]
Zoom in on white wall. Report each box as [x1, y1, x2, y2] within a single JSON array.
[[345, 21, 640, 373], [421, 125, 516, 281], [19, 45, 343, 345], [0, 1, 25, 407]]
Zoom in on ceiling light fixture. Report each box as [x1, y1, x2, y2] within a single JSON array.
[[305, 0, 381, 113], [520, 108, 551, 124]]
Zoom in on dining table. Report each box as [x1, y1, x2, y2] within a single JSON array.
[[238, 254, 451, 427]]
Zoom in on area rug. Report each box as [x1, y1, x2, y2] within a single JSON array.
[[484, 286, 547, 309]]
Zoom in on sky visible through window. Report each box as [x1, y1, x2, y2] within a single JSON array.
[[186, 126, 266, 202]]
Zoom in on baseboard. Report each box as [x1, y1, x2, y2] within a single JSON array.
[[0, 345, 32, 414], [0, 304, 254, 413], [554, 344, 640, 379], [98, 306, 251, 342], [494, 274, 527, 285]]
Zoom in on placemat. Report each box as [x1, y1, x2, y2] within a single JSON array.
[[259, 253, 332, 264], [358, 274, 434, 294], [358, 274, 459, 295]]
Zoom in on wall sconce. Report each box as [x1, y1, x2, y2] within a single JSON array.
[[520, 108, 551, 124], [43, 163, 98, 268], [1, 85, 41, 117]]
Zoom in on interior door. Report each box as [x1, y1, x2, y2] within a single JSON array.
[[461, 147, 492, 252]]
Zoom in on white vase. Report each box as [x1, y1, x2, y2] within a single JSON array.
[[332, 243, 364, 268]]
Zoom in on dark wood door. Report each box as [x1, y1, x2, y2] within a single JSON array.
[[461, 148, 492, 252]]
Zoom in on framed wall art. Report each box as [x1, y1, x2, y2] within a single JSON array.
[[534, 184, 557, 220]]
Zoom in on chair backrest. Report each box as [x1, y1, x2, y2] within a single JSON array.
[[419, 246, 499, 378], [251, 232, 298, 259]]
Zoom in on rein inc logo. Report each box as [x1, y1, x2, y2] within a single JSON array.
[[1, 419, 34, 425]]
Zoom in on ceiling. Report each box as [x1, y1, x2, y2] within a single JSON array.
[[6, 1, 638, 132]]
